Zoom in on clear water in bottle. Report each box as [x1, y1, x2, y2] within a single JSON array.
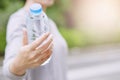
[[26, 3, 51, 66]]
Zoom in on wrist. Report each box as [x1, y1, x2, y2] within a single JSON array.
[[9, 60, 26, 76]]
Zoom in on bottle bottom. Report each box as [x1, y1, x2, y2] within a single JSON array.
[[41, 56, 51, 66]]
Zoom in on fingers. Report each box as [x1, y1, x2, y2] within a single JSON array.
[[33, 49, 52, 66], [39, 50, 52, 64], [29, 32, 50, 50], [27, 34, 53, 61], [22, 28, 28, 46], [28, 42, 53, 61], [40, 42, 53, 54], [35, 35, 53, 54]]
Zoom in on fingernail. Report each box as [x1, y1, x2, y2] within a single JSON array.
[[43, 32, 49, 36], [22, 28, 26, 31], [50, 34, 53, 38]]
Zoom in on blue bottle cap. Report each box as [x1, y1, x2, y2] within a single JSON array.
[[30, 3, 42, 15]]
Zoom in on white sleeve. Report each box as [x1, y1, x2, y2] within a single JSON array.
[[3, 15, 27, 80]]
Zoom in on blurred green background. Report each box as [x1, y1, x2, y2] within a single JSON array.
[[0, 0, 87, 56]]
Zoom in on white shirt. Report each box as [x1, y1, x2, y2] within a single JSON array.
[[3, 8, 68, 80]]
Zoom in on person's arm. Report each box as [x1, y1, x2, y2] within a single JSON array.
[[3, 15, 27, 80], [3, 15, 53, 80]]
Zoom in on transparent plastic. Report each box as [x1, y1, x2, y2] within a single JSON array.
[[26, 3, 51, 66]]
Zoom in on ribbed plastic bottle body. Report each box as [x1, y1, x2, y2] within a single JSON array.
[[27, 12, 49, 43]]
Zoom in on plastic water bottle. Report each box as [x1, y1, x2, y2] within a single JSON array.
[[26, 3, 50, 66]]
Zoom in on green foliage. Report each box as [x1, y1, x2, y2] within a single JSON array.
[[0, 0, 24, 10], [59, 27, 88, 48], [0, 29, 6, 56], [0, 0, 8, 10], [47, 3, 66, 28]]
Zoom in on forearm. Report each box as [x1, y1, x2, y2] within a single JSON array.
[[3, 60, 26, 80], [3, 38, 26, 79], [9, 60, 26, 76]]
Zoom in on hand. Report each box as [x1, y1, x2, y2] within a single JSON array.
[[9, 28, 53, 76]]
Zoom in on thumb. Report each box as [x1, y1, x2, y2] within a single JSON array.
[[22, 28, 28, 46]]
